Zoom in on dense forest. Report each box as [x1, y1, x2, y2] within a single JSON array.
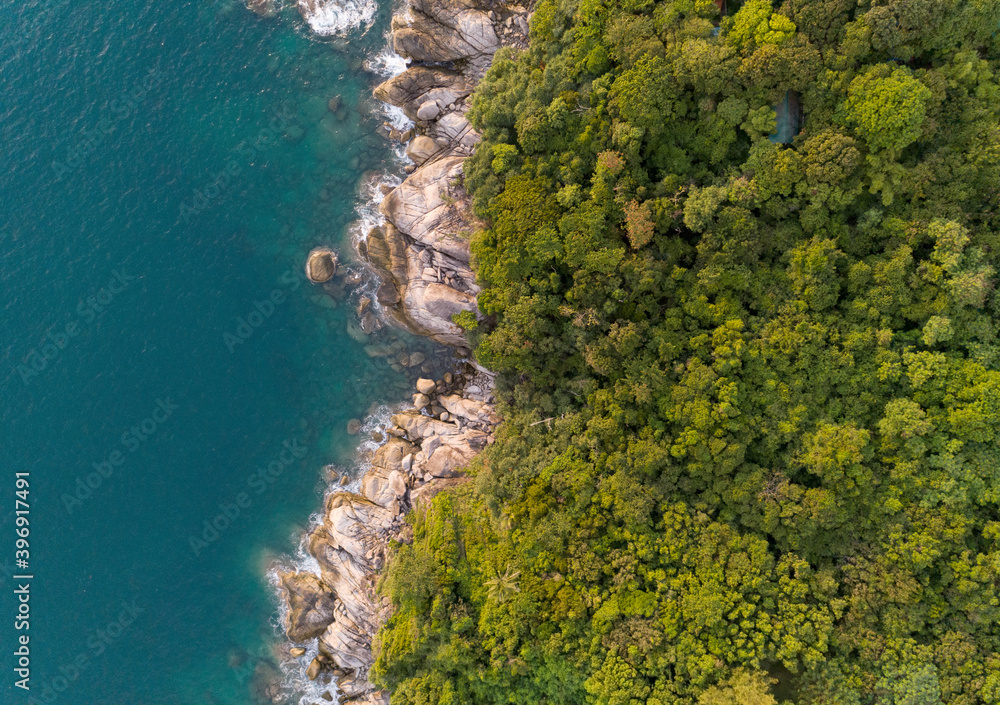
[[371, 0, 1000, 702]]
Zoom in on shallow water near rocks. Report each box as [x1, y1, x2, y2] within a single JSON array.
[[0, 1, 431, 703]]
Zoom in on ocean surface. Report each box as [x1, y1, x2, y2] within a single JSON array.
[[0, 1, 435, 703]]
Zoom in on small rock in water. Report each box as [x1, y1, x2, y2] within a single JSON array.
[[409, 351, 426, 367], [327, 95, 342, 112], [344, 270, 365, 287], [347, 419, 362, 435], [305, 248, 338, 283], [413, 393, 430, 409], [443, 372, 454, 384], [289, 647, 306, 658], [246, 0, 277, 16], [306, 657, 322, 681], [371, 431, 385, 443], [321, 692, 334, 702], [397, 353, 410, 367], [346, 319, 369, 343], [339, 474, 351, 486], [360, 311, 381, 333], [310, 294, 337, 309]]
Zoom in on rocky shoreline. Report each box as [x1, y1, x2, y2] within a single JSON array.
[[277, 365, 496, 703], [361, 0, 532, 352], [274, 0, 530, 702]]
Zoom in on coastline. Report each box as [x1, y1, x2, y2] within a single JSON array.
[[271, 0, 533, 702]]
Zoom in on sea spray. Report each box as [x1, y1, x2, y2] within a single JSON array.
[[297, 0, 377, 36], [364, 44, 408, 79], [352, 171, 401, 243]]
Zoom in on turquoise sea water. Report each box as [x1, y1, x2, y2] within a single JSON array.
[[0, 1, 433, 702]]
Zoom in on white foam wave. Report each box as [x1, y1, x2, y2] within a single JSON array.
[[381, 103, 413, 132], [283, 641, 342, 705], [267, 526, 342, 704], [352, 170, 402, 243], [355, 403, 397, 456], [298, 0, 376, 36], [365, 46, 416, 133], [364, 45, 409, 79]]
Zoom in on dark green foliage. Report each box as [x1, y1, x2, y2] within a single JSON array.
[[375, 1, 1000, 703]]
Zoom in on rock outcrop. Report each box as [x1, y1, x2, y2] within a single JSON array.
[[364, 157, 480, 348], [373, 68, 473, 121], [391, 0, 499, 64], [363, 0, 531, 347], [279, 369, 496, 704], [280, 572, 338, 643]]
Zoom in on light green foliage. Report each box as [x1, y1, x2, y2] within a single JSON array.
[[451, 310, 478, 331], [490, 143, 519, 175], [843, 65, 932, 153], [375, 1, 1000, 703], [728, 0, 797, 53], [698, 670, 779, 705]]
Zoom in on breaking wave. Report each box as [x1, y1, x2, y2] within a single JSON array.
[[297, 0, 376, 36]]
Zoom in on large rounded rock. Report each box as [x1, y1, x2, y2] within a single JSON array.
[[416, 100, 441, 121], [307, 656, 322, 681], [306, 248, 338, 283], [406, 135, 442, 166], [279, 572, 338, 643], [416, 378, 436, 395]]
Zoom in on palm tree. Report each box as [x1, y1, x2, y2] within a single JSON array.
[[484, 565, 520, 603]]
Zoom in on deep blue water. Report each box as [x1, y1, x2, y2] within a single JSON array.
[[0, 1, 431, 703]]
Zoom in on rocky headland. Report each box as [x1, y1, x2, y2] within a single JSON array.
[[276, 1, 531, 702], [277, 366, 496, 703], [360, 0, 532, 352]]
